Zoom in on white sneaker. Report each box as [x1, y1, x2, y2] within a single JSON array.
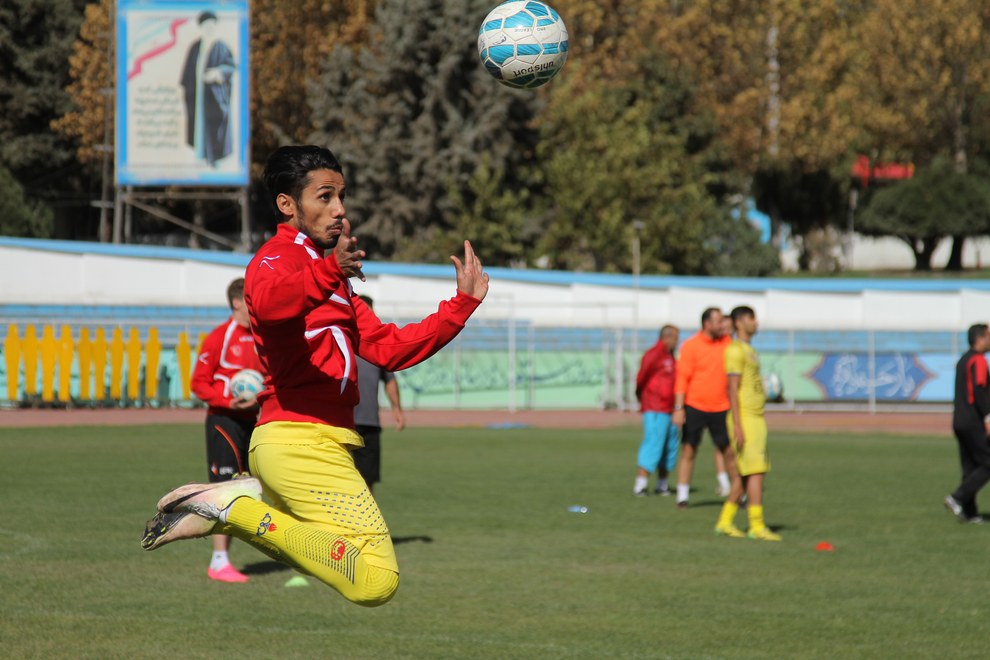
[[944, 494, 966, 522], [157, 477, 262, 520], [715, 483, 730, 498]]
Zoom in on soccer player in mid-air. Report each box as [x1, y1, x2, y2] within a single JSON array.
[[714, 306, 781, 541], [143, 145, 489, 606]]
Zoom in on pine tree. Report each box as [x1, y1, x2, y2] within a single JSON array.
[[0, 0, 90, 236]]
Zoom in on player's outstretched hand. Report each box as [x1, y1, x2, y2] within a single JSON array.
[[334, 218, 366, 281], [452, 240, 489, 301]]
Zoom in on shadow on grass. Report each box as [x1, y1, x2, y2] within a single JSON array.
[[393, 535, 434, 545], [241, 560, 291, 575], [686, 499, 724, 509]]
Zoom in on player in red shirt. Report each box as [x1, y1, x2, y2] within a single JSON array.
[[188, 277, 262, 583], [632, 325, 679, 496], [144, 145, 488, 607]]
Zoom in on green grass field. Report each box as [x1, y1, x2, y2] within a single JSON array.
[[0, 422, 984, 659]]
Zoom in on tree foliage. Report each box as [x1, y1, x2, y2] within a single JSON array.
[[34, 0, 990, 275], [857, 156, 990, 270], [309, 0, 540, 263], [52, 0, 111, 168], [0, 0, 90, 229], [0, 166, 54, 237]]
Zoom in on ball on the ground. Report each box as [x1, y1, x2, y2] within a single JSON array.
[[763, 372, 783, 402], [478, 1, 569, 89], [230, 368, 264, 402]]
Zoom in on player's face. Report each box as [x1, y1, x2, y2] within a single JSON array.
[[231, 297, 250, 327], [281, 169, 346, 251], [704, 311, 725, 338], [734, 313, 758, 337], [662, 329, 679, 352]]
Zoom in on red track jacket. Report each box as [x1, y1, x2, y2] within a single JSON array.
[[190, 318, 263, 420], [244, 224, 481, 429]]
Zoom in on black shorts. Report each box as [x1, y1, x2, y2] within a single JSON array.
[[682, 405, 730, 450], [352, 424, 382, 486], [205, 413, 254, 483]]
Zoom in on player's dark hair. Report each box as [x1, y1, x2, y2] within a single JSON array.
[[731, 305, 755, 328], [263, 146, 344, 222], [967, 323, 989, 347], [659, 324, 677, 338], [197, 11, 217, 24], [701, 307, 721, 327], [359, 294, 374, 309], [226, 277, 245, 309]]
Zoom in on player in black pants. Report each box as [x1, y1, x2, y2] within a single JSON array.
[[945, 323, 990, 524]]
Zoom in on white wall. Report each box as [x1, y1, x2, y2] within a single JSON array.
[[2, 242, 989, 332]]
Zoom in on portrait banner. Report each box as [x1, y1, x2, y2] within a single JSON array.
[[116, 0, 250, 186]]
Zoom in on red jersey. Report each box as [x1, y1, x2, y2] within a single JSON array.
[[636, 340, 676, 413], [190, 317, 263, 420], [244, 223, 481, 430]]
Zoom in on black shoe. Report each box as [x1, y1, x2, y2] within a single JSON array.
[[655, 487, 672, 496], [676, 500, 689, 510], [633, 488, 648, 497]]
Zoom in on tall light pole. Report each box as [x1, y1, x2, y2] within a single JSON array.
[[630, 220, 645, 410]]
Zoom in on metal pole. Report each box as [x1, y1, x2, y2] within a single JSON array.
[[240, 186, 251, 252], [508, 315, 517, 413], [631, 220, 644, 412], [112, 186, 124, 244], [868, 330, 876, 413]]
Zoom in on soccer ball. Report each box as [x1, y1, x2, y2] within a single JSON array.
[[763, 372, 783, 402], [230, 369, 264, 402], [478, 1, 569, 89]]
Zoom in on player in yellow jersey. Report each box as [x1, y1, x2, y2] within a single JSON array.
[[714, 306, 781, 541]]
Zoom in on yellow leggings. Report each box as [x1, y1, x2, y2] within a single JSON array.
[[219, 422, 399, 607]]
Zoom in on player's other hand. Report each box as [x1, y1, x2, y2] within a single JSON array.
[[733, 422, 746, 449], [231, 397, 259, 411], [392, 408, 407, 432], [452, 240, 489, 301], [334, 218, 366, 281]]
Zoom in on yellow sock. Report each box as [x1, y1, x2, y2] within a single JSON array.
[[717, 501, 739, 528], [220, 497, 399, 607], [748, 504, 766, 531]]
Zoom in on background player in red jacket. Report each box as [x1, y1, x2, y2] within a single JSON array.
[[144, 145, 489, 607], [189, 277, 262, 582], [633, 324, 679, 496]]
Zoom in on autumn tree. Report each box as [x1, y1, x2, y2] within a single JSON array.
[[857, 156, 990, 270], [534, 0, 777, 274], [848, 0, 990, 269]]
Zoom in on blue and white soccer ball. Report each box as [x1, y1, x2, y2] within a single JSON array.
[[230, 368, 264, 402], [478, 1, 569, 89], [763, 372, 783, 402]]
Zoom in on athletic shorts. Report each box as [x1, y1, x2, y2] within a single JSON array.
[[352, 424, 382, 485], [248, 421, 397, 572], [682, 405, 730, 450], [728, 412, 770, 476], [205, 413, 254, 482], [636, 412, 680, 473]]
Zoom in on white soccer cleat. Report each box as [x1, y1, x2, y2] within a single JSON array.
[[142, 511, 216, 550], [157, 477, 262, 520]]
